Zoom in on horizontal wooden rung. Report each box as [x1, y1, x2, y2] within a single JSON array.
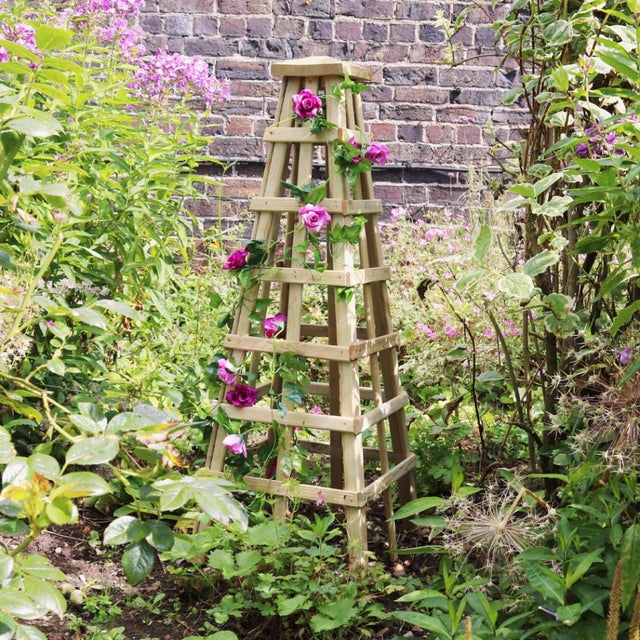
[[261, 266, 390, 286], [223, 331, 400, 361], [263, 126, 368, 145], [305, 381, 384, 401], [213, 402, 359, 433], [360, 392, 410, 432], [300, 439, 408, 464], [250, 197, 382, 216]]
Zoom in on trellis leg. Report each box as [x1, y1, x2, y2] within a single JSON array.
[[325, 74, 367, 566]]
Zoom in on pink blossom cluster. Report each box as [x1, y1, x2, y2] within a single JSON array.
[[130, 50, 231, 107], [0, 21, 39, 64]]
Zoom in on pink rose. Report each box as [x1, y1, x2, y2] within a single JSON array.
[[292, 89, 323, 121], [299, 204, 331, 233], [364, 143, 390, 166], [222, 248, 248, 270], [225, 383, 258, 407], [217, 358, 236, 385], [223, 434, 247, 457], [263, 313, 287, 339]]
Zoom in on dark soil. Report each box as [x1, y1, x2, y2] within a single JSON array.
[[22, 504, 434, 640]]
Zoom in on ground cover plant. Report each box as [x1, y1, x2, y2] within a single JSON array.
[[0, 0, 639, 639]]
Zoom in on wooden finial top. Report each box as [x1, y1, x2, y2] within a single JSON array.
[[271, 56, 372, 81]]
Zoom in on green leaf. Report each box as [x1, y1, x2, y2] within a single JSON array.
[[65, 436, 119, 466], [45, 358, 65, 376], [522, 250, 559, 277], [14, 554, 65, 581], [391, 497, 445, 520], [145, 521, 174, 552], [611, 300, 640, 336], [0, 591, 37, 617], [474, 224, 491, 261], [621, 524, 640, 609], [0, 250, 16, 271], [306, 183, 326, 204], [45, 497, 77, 526], [122, 540, 155, 586], [393, 611, 450, 635], [396, 589, 448, 604], [566, 550, 602, 590], [544, 293, 573, 318], [28, 453, 60, 480], [533, 173, 563, 197], [498, 272, 534, 300], [277, 594, 310, 616], [0, 612, 15, 640], [69, 414, 102, 435], [207, 549, 236, 577], [524, 561, 565, 605], [69, 306, 107, 330], [104, 516, 148, 546], [93, 299, 143, 321], [55, 472, 111, 497], [156, 482, 190, 512], [14, 625, 46, 640], [0, 556, 12, 583], [544, 19, 573, 46], [22, 577, 65, 618], [455, 269, 484, 292], [5, 115, 61, 138], [34, 24, 72, 51]]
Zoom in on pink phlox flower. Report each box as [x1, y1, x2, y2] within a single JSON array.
[[316, 492, 326, 506], [619, 347, 633, 366], [130, 49, 229, 107], [484, 290, 497, 301], [292, 89, 323, 120], [225, 383, 258, 408], [310, 405, 323, 414], [347, 136, 361, 149], [223, 434, 247, 458], [483, 328, 495, 340], [443, 322, 460, 338], [263, 313, 287, 339], [222, 247, 248, 270], [364, 143, 390, 166], [217, 358, 236, 385], [298, 203, 331, 233], [416, 322, 437, 340]]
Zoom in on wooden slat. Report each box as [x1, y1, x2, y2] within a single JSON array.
[[305, 381, 384, 402], [360, 392, 410, 432], [260, 266, 391, 286], [300, 439, 407, 463], [243, 476, 364, 507], [215, 402, 358, 433], [362, 454, 417, 503], [223, 334, 353, 361], [271, 56, 372, 81], [349, 331, 400, 359], [250, 196, 382, 215], [264, 126, 368, 145], [301, 324, 369, 340]]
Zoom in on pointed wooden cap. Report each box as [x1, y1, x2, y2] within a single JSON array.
[[271, 56, 372, 81]]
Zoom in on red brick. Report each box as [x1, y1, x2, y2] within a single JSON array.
[[456, 125, 483, 145], [370, 122, 396, 142], [425, 124, 456, 144], [395, 86, 448, 105], [227, 116, 253, 136], [390, 22, 416, 42], [218, 0, 249, 13], [193, 16, 219, 36], [216, 58, 269, 80], [248, 0, 272, 14], [159, 0, 213, 10], [273, 17, 305, 39], [219, 17, 246, 37], [246, 16, 272, 38], [335, 19, 362, 40]]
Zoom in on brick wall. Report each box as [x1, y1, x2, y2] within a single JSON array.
[[141, 0, 525, 226]]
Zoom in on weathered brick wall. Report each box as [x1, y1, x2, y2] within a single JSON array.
[[141, 0, 524, 225]]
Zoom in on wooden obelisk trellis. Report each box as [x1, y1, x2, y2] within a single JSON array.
[[205, 57, 416, 566]]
